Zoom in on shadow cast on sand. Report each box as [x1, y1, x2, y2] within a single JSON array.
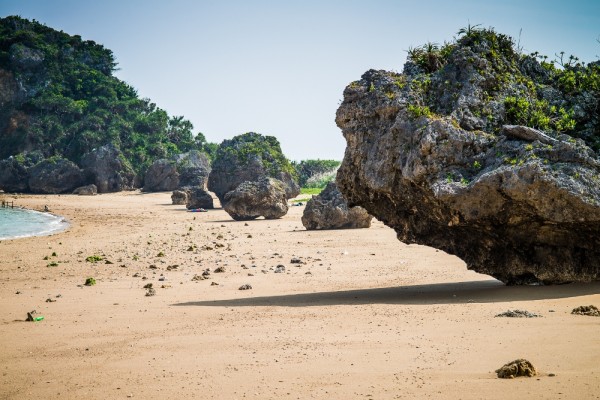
[[173, 280, 600, 307]]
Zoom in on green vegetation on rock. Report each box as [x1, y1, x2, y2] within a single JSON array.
[[367, 25, 600, 151]]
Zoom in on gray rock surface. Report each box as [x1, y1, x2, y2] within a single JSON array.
[[144, 159, 178, 192], [171, 190, 188, 205], [144, 151, 211, 192], [223, 177, 288, 220], [185, 188, 214, 210], [208, 132, 299, 202], [28, 158, 84, 194], [301, 182, 372, 230], [336, 66, 600, 284], [81, 144, 135, 193], [72, 184, 97, 195], [0, 157, 29, 192]]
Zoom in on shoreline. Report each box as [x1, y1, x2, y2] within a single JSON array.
[[0, 205, 70, 241], [0, 191, 599, 399]]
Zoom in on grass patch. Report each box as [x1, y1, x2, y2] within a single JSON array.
[[300, 187, 322, 195]]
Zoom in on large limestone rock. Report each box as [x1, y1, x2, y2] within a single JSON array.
[[175, 150, 211, 189], [336, 31, 600, 284], [171, 190, 188, 205], [185, 188, 214, 210], [0, 157, 29, 192], [144, 159, 178, 192], [81, 144, 135, 193], [223, 177, 288, 221], [28, 158, 84, 194], [302, 182, 372, 230], [144, 151, 211, 192], [208, 132, 299, 202]]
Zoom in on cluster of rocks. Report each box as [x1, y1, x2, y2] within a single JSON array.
[[335, 33, 600, 284], [206, 132, 299, 220], [0, 144, 137, 194]]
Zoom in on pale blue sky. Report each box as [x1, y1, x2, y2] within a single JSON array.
[[1, 0, 599, 160]]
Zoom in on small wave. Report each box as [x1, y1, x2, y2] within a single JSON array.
[[0, 207, 69, 240]]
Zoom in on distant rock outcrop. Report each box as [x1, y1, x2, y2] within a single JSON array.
[[144, 160, 178, 192], [301, 182, 372, 230], [28, 158, 84, 194], [208, 132, 299, 203], [144, 151, 211, 192], [81, 144, 135, 193], [223, 177, 288, 220], [336, 28, 600, 284]]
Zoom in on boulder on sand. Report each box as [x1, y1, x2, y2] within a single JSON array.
[[185, 187, 214, 210], [145, 151, 211, 192], [81, 144, 135, 193], [335, 29, 600, 285], [171, 189, 188, 205], [208, 132, 299, 202], [73, 184, 97, 196], [301, 182, 372, 230], [223, 177, 288, 221], [28, 158, 84, 194]]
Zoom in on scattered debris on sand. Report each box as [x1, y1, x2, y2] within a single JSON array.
[[495, 359, 537, 378], [571, 305, 600, 316], [239, 284, 252, 290], [495, 310, 541, 318]]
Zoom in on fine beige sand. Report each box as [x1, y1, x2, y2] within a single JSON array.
[[1, 191, 599, 399]]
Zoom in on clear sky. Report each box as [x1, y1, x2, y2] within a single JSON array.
[[1, 0, 599, 161]]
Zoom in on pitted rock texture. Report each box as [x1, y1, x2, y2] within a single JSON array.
[[223, 177, 288, 221], [28, 158, 84, 194], [208, 132, 299, 202], [301, 182, 372, 230], [81, 144, 135, 193], [185, 188, 214, 210], [144, 151, 211, 192], [171, 190, 188, 205], [336, 67, 600, 284]]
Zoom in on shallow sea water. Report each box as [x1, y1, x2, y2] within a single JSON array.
[[0, 207, 69, 240]]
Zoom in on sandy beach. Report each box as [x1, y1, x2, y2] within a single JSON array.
[[0, 191, 599, 399]]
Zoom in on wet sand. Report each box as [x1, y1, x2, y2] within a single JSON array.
[[0, 191, 599, 399]]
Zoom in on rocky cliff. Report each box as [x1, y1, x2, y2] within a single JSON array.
[[336, 27, 600, 284]]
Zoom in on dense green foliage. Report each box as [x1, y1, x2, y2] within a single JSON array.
[[402, 24, 600, 150], [213, 132, 296, 178], [0, 16, 212, 174], [292, 159, 340, 188]]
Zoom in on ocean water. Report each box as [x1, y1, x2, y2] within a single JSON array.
[[0, 207, 69, 240]]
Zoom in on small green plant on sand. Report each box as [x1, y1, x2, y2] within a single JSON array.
[[84, 277, 96, 286], [47, 261, 58, 267], [85, 255, 103, 263]]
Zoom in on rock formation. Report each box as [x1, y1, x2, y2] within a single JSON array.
[[336, 28, 600, 284], [171, 190, 188, 205], [144, 151, 211, 192], [185, 188, 214, 210], [73, 184, 97, 195], [144, 160, 178, 192], [301, 182, 372, 230], [222, 177, 288, 220], [28, 158, 84, 194], [81, 144, 135, 193], [0, 157, 30, 192], [208, 132, 299, 202]]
